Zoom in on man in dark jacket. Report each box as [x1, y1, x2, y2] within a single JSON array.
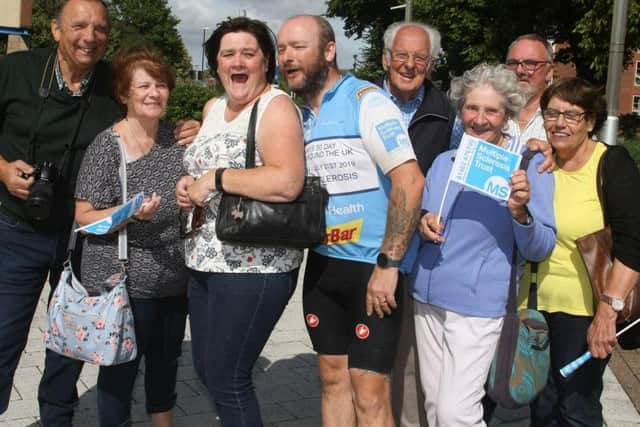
[[378, 21, 455, 427], [0, 1, 197, 423]]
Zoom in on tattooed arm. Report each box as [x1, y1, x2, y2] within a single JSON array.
[[366, 159, 424, 318]]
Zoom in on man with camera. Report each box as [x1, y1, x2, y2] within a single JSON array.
[[0, 0, 197, 424]]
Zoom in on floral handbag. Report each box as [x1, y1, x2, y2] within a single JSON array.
[[44, 264, 137, 365], [43, 139, 137, 366]]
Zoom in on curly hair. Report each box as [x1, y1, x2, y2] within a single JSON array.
[[449, 63, 525, 120]]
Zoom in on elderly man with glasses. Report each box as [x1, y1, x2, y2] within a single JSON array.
[[378, 21, 456, 427]]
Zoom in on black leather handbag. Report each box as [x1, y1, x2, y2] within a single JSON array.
[[215, 98, 328, 249]]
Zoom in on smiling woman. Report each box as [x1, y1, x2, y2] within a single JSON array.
[[174, 16, 305, 427], [73, 45, 188, 427], [412, 63, 556, 426]]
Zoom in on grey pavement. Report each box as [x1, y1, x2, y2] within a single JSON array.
[[2, 257, 639, 426]]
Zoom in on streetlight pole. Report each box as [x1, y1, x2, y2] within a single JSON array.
[[390, 1, 413, 22], [201, 27, 209, 81], [600, 0, 628, 145], [405, 0, 412, 21]]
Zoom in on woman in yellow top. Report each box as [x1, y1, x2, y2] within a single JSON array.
[[521, 77, 640, 426]]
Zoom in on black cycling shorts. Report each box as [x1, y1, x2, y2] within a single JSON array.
[[302, 251, 403, 374]]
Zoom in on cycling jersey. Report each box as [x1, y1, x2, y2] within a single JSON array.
[[302, 74, 418, 272]]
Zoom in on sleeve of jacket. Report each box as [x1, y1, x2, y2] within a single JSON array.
[[512, 152, 557, 261], [604, 145, 640, 272]]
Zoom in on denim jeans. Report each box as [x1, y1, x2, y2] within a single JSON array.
[[188, 269, 298, 427], [97, 295, 188, 427], [0, 208, 84, 426], [530, 311, 609, 427]]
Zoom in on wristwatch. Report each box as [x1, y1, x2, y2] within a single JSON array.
[[376, 253, 401, 268], [600, 294, 625, 312]]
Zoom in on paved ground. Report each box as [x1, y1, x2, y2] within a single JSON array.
[[2, 260, 639, 426]]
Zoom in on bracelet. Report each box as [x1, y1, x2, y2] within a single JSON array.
[[215, 168, 227, 193], [128, 216, 138, 224]]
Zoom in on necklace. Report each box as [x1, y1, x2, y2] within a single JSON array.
[[124, 118, 154, 157]]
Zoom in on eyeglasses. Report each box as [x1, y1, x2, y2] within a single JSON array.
[[505, 59, 550, 72], [179, 207, 205, 239], [389, 50, 431, 67], [542, 108, 589, 125]]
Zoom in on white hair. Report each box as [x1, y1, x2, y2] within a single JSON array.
[[449, 63, 525, 120], [383, 21, 441, 60]]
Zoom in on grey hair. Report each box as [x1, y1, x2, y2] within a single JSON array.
[[507, 34, 554, 63], [448, 63, 525, 120], [383, 21, 441, 60]]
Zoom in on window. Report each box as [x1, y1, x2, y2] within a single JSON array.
[[633, 96, 640, 114], [636, 62, 640, 85]]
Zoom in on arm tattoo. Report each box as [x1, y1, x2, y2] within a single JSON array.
[[381, 186, 421, 259]]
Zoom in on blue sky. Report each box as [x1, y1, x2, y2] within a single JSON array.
[[167, 0, 366, 71]]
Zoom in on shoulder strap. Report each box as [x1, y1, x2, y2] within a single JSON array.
[[506, 148, 538, 313], [528, 262, 539, 310], [66, 139, 129, 262], [117, 140, 128, 262], [244, 99, 261, 169], [595, 145, 610, 226]]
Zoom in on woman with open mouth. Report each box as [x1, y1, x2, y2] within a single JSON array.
[[175, 16, 305, 427]]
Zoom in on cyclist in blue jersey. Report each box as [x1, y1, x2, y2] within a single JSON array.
[[278, 15, 425, 427]]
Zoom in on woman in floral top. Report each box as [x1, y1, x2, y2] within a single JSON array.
[[175, 17, 305, 426]]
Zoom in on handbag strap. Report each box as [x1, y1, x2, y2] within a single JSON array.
[[117, 140, 128, 263], [244, 98, 261, 169], [505, 148, 538, 314], [595, 145, 611, 227], [65, 139, 129, 263]]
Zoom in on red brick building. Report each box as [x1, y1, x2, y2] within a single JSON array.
[[553, 43, 640, 115], [618, 50, 640, 115]]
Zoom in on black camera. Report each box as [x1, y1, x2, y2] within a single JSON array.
[[23, 161, 57, 221]]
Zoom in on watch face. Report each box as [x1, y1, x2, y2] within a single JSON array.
[[377, 253, 388, 267], [612, 298, 624, 311]]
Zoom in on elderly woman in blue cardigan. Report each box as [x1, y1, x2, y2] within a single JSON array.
[[411, 63, 557, 426]]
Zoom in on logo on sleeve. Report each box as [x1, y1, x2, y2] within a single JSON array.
[[306, 314, 320, 328], [355, 323, 370, 340], [375, 118, 410, 152]]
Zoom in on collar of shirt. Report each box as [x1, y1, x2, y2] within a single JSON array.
[[383, 78, 425, 128], [54, 56, 93, 97]]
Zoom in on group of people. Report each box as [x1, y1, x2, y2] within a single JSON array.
[[0, 1, 639, 427]]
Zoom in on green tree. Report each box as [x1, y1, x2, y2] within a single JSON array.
[[107, 0, 192, 77], [165, 81, 220, 122], [327, 0, 640, 87], [29, 0, 192, 77]]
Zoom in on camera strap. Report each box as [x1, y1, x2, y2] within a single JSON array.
[[27, 47, 97, 185], [27, 50, 56, 164], [57, 77, 96, 186]]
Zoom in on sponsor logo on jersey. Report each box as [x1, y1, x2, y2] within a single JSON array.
[[324, 218, 363, 245], [356, 85, 379, 100], [355, 323, 370, 340], [306, 313, 320, 328]]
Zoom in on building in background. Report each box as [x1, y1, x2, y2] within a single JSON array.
[[1, 0, 32, 54]]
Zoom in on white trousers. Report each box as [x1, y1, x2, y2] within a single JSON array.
[[414, 302, 503, 427]]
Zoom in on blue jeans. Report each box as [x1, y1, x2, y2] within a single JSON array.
[[97, 295, 188, 426], [188, 269, 298, 427], [530, 312, 609, 427], [0, 209, 83, 425]]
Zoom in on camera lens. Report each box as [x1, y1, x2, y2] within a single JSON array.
[[24, 162, 56, 222]]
